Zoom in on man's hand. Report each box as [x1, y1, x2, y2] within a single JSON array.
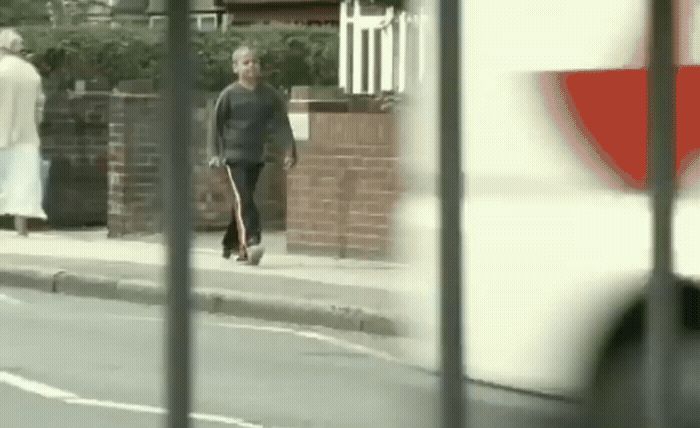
[[208, 156, 223, 168], [283, 151, 297, 170]]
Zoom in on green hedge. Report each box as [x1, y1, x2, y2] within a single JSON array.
[[17, 25, 339, 92]]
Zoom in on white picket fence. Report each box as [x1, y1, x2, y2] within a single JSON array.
[[339, 0, 427, 95]]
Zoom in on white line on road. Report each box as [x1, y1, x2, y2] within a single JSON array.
[[65, 398, 165, 415], [0, 371, 266, 427], [0, 371, 78, 400], [0, 293, 23, 305], [190, 412, 263, 428], [211, 321, 400, 364], [95, 313, 401, 363], [66, 398, 263, 428]]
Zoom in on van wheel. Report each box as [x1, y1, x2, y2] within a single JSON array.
[[592, 341, 643, 428], [593, 333, 700, 428]]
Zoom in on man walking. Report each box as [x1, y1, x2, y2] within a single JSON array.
[[210, 45, 297, 265]]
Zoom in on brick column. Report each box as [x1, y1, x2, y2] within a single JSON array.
[[108, 93, 162, 236], [40, 91, 110, 227], [286, 97, 399, 260], [108, 95, 126, 235]]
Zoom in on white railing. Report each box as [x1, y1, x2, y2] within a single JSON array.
[[339, 0, 427, 95]]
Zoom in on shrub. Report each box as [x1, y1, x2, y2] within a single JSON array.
[[17, 25, 339, 92]]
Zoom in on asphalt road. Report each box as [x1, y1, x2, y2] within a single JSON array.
[[0, 287, 584, 428]]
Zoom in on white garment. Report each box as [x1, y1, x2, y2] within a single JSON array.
[[0, 54, 46, 219], [0, 145, 46, 219]]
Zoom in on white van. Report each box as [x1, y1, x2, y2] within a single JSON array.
[[396, 1, 700, 426]]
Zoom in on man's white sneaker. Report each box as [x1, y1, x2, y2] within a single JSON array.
[[236, 245, 265, 266]]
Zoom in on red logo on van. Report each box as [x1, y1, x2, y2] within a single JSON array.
[[561, 67, 700, 189]]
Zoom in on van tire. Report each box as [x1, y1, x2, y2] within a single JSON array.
[[592, 341, 644, 428], [593, 333, 700, 428]]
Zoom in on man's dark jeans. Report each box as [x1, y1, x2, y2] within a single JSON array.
[[222, 161, 263, 255]]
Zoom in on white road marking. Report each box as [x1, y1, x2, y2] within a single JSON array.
[[0, 293, 22, 305], [67, 399, 263, 428], [0, 371, 78, 400], [0, 371, 266, 427], [211, 321, 400, 364], [95, 313, 400, 363], [66, 398, 165, 415], [190, 412, 263, 428], [0, 310, 400, 427]]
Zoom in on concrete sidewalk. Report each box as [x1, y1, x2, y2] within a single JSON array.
[[0, 229, 409, 335]]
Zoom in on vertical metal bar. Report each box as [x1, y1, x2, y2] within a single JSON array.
[[374, 28, 382, 94], [339, 2, 348, 91], [647, 1, 681, 428], [347, 22, 354, 93], [361, 29, 370, 93], [438, 0, 464, 427], [165, 0, 193, 427]]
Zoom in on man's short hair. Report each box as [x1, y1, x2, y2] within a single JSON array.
[[231, 45, 258, 65], [0, 28, 23, 54]]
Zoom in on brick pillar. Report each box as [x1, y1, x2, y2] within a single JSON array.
[[40, 91, 110, 227], [286, 95, 399, 260], [108, 96, 127, 236], [108, 94, 162, 236]]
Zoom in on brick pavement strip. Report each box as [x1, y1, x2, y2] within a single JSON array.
[[0, 265, 402, 337]]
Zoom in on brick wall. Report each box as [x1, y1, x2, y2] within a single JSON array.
[[286, 109, 399, 259], [29, 87, 400, 259], [107, 93, 287, 236], [40, 91, 110, 227]]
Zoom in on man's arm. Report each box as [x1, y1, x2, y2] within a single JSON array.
[[210, 88, 229, 162]]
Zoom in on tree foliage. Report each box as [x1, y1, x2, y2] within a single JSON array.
[[0, 0, 50, 27], [18, 25, 339, 92], [0, 0, 110, 27]]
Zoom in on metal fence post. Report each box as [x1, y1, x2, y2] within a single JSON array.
[[165, 0, 193, 427], [438, 0, 465, 427], [647, 1, 681, 427]]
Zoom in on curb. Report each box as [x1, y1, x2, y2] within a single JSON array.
[[0, 266, 62, 293], [0, 265, 401, 336]]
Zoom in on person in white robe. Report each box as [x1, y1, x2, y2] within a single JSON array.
[[0, 28, 47, 235]]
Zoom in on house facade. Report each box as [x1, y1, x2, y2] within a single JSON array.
[[215, 0, 340, 25], [146, 0, 227, 31], [111, 0, 150, 25], [112, 0, 226, 31], [111, 0, 341, 29]]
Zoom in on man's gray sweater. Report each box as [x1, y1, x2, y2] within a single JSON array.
[[212, 82, 295, 163]]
